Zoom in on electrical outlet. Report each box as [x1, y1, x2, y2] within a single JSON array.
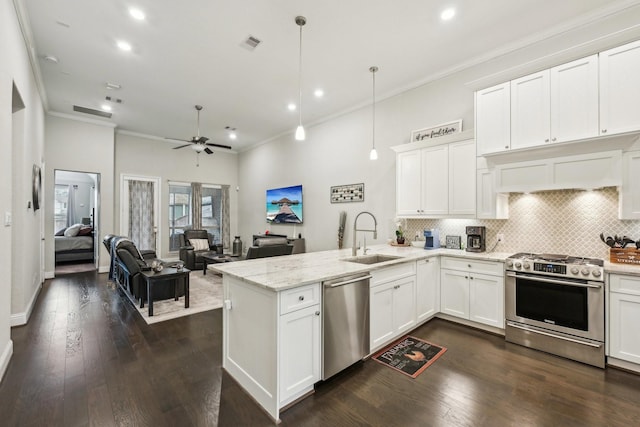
[[497, 233, 505, 243]]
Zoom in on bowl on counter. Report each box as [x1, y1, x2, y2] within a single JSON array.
[[411, 241, 424, 248]]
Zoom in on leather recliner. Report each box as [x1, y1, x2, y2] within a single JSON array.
[[179, 230, 218, 270]]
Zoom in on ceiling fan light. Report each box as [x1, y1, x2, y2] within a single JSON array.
[[192, 144, 205, 153], [295, 125, 306, 141]]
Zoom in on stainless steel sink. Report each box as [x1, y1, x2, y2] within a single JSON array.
[[342, 254, 402, 265]]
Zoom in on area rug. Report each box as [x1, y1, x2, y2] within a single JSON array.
[[134, 270, 223, 325], [373, 335, 447, 378]]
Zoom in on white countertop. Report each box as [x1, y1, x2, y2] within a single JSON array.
[[605, 261, 640, 276], [211, 244, 511, 291]]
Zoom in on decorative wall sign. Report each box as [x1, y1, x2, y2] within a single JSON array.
[[330, 183, 364, 203], [410, 119, 462, 142]]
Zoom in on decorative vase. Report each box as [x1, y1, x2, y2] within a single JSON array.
[[232, 236, 242, 256]]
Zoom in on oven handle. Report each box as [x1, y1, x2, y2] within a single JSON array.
[[506, 271, 602, 289], [507, 321, 603, 348]]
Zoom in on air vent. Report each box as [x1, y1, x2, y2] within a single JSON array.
[[105, 96, 122, 103], [243, 35, 261, 49], [73, 105, 112, 118]]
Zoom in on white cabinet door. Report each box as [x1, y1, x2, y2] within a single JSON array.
[[279, 304, 321, 404], [421, 145, 448, 215], [600, 39, 640, 136], [448, 140, 476, 216], [476, 168, 508, 219], [476, 82, 511, 155], [550, 54, 599, 143], [393, 276, 417, 333], [609, 292, 640, 365], [396, 150, 422, 216], [416, 258, 440, 323], [469, 273, 504, 328], [440, 269, 469, 319], [619, 150, 640, 220], [370, 281, 395, 350], [511, 70, 551, 150]]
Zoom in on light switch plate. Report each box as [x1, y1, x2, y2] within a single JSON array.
[[4, 212, 11, 226]]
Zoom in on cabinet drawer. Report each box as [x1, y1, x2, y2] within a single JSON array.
[[280, 283, 320, 315], [441, 257, 504, 277], [371, 262, 416, 286], [610, 274, 640, 296]]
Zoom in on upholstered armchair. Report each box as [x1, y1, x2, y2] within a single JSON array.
[[179, 230, 218, 270]]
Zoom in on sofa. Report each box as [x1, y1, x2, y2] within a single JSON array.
[[104, 235, 185, 303], [179, 230, 220, 270], [245, 237, 294, 259]]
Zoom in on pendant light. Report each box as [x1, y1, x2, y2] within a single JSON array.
[[369, 66, 379, 160], [295, 16, 306, 141]]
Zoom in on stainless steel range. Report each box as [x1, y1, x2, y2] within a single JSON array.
[[505, 253, 605, 368]]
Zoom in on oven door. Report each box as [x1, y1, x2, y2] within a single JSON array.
[[505, 271, 604, 342]]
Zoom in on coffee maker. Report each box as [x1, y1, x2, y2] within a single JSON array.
[[423, 229, 440, 250], [466, 226, 486, 252]]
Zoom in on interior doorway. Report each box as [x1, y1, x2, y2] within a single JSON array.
[[54, 170, 100, 275]]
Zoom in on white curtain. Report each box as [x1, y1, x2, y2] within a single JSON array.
[[66, 185, 77, 226], [129, 180, 155, 251], [222, 185, 230, 249]]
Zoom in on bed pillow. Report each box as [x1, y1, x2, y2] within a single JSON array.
[[189, 238, 209, 251], [64, 223, 82, 237], [55, 227, 67, 236], [78, 226, 93, 236]]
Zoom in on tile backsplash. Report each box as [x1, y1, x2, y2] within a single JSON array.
[[405, 187, 640, 259]]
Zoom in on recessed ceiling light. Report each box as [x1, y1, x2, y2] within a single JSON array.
[[314, 89, 324, 98], [101, 104, 112, 112], [129, 8, 145, 20], [229, 132, 237, 140], [441, 8, 456, 21], [117, 41, 132, 51], [287, 103, 297, 111]]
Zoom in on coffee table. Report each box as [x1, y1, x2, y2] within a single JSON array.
[[141, 267, 190, 316], [202, 252, 238, 275]]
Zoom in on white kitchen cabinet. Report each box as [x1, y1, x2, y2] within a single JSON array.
[[416, 257, 440, 323], [393, 134, 475, 218], [476, 168, 508, 219], [511, 70, 550, 150], [619, 151, 640, 220], [476, 82, 511, 156], [608, 274, 640, 366], [600, 39, 640, 136], [440, 257, 504, 329], [370, 263, 416, 352], [550, 55, 599, 143], [279, 304, 321, 405]]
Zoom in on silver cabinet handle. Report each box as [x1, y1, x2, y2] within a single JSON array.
[[299, 295, 304, 301], [505, 145, 509, 149], [544, 139, 549, 142], [315, 311, 320, 316], [552, 137, 556, 142], [602, 129, 607, 133]]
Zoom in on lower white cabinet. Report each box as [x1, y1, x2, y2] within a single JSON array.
[[370, 264, 416, 351], [279, 303, 321, 404], [608, 274, 640, 365], [416, 257, 440, 323], [440, 257, 505, 329]]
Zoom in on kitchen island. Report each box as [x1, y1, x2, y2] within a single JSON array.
[[211, 245, 509, 422]]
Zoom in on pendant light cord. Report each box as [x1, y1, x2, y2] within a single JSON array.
[[372, 68, 376, 150], [298, 22, 303, 128]]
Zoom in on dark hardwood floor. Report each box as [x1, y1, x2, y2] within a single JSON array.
[[2, 271, 640, 426]]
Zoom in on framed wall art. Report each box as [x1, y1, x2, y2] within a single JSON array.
[[330, 183, 364, 203], [266, 184, 303, 224]]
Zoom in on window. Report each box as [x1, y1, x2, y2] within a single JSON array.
[[168, 182, 224, 252], [54, 184, 69, 233], [169, 184, 192, 251]]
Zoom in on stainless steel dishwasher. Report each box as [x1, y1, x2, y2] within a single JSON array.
[[322, 273, 371, 380]]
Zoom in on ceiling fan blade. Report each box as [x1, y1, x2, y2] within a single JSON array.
[[173, 144, 192, 150], [165, 137, 193, 143], [197, 136, 209, 143], [204, 147, 213, 155], [206, 142, 232, 150]]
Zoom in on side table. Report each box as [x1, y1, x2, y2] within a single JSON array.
[[202, 253, 239, 275], [141, 267, 190, 316]]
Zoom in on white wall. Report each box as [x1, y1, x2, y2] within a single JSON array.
[[238, 6, 640, 253], [1, 0, 46, 378], [114, 133, 239, 259], [44, 114, 116, 274]]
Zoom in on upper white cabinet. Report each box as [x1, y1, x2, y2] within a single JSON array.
[[619, 150, 640, 219], [476, 83, 510, 156], [393, 132, 475, 218], [600, 40, 640, 136], [511, 70, 551, 150], [476, 168, 508, 219]]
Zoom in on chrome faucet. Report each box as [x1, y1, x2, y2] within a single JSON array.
[[353, 211, 377, 256]]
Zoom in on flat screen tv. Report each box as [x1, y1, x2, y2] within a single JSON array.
[[266, 185, 303, 224]]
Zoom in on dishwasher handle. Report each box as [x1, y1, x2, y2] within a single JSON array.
[[324, 275, 372, 288]]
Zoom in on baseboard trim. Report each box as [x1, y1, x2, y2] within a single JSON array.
[[0, 339, 14, 382], [98, 265, 109, 274], [10, 282, 42, 327], [44, 271, 54, 279]]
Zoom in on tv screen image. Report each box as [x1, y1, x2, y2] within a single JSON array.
[[266, 185, 303, 224]]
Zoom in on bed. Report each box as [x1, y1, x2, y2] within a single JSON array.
[[55, 224, 95, 263]]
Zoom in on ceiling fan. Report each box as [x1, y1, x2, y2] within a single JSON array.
[[166, 105, 232, 154]]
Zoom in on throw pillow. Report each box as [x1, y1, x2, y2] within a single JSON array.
[[189, 238, 209, 251], [64, 223, 82, 237], [55, 227, 67, 236]]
